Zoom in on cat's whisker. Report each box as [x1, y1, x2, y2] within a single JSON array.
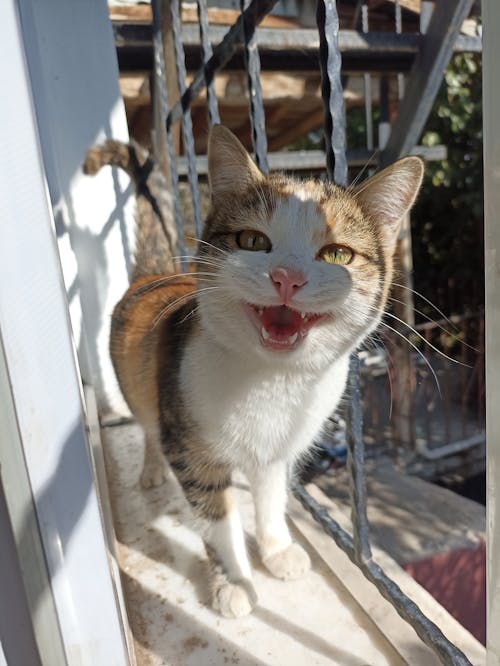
[[255, 182, 274, 219], [134, 272, 218, 297], [367, 331, 396, 420], [170, 254, 224, 269], [185, 236, 230, 257], [390, 282, 468, 337], [152, 291, 197, 328], [177, 303, 203, 326], [346, 150, 380, 192], [383, 311, 472, 368], [386, 296, 479, 354], [379, 321, 442, 396], [151, 286, 220, 329]]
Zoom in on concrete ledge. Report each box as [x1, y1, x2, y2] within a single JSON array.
[[289, 484, 485, 665], [101, 422, 485, 665], [315, 462, 486, 644]]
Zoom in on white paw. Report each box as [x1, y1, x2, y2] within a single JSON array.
[[212, 580, 257, 619], [263, 542, 311, 580], [140, 462, 166, 489]]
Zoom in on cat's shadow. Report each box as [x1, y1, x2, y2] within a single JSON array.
[[119, 569, 269, 666], [127, 508, 372, 666], [128, 480, 375, 666]]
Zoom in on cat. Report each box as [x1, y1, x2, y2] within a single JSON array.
[[93, 125, 423, 618]]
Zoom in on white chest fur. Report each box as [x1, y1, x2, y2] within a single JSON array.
[[181, 333, 350, 471]]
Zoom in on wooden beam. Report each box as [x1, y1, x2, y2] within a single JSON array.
[[109, 4, 299, 29], [267, 107, 325, 150], [369, 0, 421, 14], [381, 0, 475, 165], [175, 145, 447, 175]]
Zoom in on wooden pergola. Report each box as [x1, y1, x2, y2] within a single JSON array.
[[110, 0, 480, 162]]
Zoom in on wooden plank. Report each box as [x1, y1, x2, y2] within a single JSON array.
[[369, 0, 422, 14], [109, 4, 299, 29], [267, 107, 325, 150], [381, 0, 475, 165], [175, 145, 447, 175]]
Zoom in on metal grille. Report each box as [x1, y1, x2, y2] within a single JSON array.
[[150, 1, 474, 662]]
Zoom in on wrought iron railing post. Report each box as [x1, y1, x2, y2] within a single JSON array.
[[169, 0, 203, 238], [151, 0, 187, 269], [196, 0, 220, 127], [241, 0, 269, 173], [316, 0, 347, 186], [294, 2, 474, 663], [346, 354, 372, 564]]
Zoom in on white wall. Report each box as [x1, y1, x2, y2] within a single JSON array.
[[0, 0, 134, 662], [18, 0, 136, 415]]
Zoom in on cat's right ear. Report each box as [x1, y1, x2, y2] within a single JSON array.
[[207, 125, 264, 201], [353, 156, 424, 249]]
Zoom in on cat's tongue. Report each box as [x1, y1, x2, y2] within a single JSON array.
[[249, 305, 321, 351]]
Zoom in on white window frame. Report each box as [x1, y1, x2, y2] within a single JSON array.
[[483, 1, 500, 663], [0, 1, 131, 663]]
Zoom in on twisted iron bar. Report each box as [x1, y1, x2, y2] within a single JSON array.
[[166, 0, 281, 130], [151, 0, 187, 269], [316, 0, 347, 185], [292, 485, 472, 666], [346, 354, 372, 563], [241, 0, 269, 174], [196, 0, 220, 127], [169, 0, 203, 237], [313, 1, 472, 662]]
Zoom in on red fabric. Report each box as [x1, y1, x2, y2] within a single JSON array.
[[403, 541, 486, 645]]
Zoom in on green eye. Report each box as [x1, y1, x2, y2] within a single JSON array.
[[236, 230, 272, 252], [319, 245, 353, 265]]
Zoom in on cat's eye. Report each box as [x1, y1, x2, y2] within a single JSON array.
[[319, 244, 354, 265], [236, 230, 272, 252]]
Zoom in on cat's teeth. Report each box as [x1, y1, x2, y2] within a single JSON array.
[[288, 332, 298, 344], [261, 327, 270, 340], [300, 312, 306, 319]]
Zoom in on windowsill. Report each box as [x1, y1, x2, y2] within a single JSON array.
[[101, 421, 485, 666]]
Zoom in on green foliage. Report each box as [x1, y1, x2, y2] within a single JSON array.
[[412, 53, 483, 315]]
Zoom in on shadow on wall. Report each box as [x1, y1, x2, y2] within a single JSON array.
[[17, 422, 94, 618], [18, 0, 135, 414]]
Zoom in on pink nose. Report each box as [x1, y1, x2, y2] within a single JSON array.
[[270, 266, 307, 303]]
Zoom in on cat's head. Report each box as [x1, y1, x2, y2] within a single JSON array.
[[197, 125, 423, 367]]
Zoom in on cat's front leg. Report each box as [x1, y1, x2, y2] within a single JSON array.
[[170, 456, 257, 618], [249, 459, 311, 580]]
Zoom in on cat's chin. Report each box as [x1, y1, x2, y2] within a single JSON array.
[[244, 303, 327, 352]]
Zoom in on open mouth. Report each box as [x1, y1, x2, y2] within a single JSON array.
[[245, 304, 326, 351]]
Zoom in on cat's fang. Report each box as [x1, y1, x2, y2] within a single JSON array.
[[261, 327, 270, 340], [288, 332, 298, 344]]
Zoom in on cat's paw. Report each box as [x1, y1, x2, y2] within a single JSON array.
[[212, 580, 257, 619], [140, 462, 166, 489], [263, 542, 311, 580]]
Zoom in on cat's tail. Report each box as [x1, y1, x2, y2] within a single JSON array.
[[83, 139, 178, 280]]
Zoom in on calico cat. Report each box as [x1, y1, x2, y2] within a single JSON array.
[[97, 126, 423, 618]]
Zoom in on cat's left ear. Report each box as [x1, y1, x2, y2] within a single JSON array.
[[353, 156, 424, 249], [207, 125, 264, 203]]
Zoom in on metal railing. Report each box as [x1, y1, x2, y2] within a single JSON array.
[[150, 0, 474, 662], [360, 313, 486, 477]]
